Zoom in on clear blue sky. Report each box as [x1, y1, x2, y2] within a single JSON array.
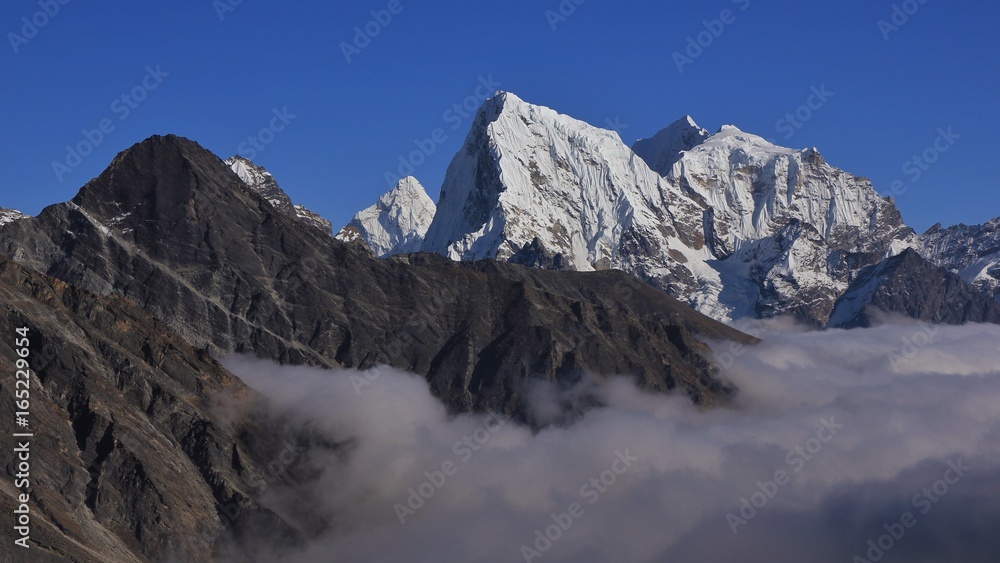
[[2, 0, 997, 232]]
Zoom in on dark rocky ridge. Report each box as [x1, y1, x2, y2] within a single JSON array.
[[0, 256, 304, 562], [829, 249, 1000, 328], [0, 135, 754, 418]]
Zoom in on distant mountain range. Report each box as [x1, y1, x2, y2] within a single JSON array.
[[336, 92, 1000, 327]]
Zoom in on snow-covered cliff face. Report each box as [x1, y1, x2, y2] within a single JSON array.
[[335, 177, 436, 257], [421, 92, 729, 317], [919, 218, 1000, 301], [669, 125, 916, 258], [0, 208, 28, 226], [662, 123, 918, 321], [225, 156, 333, 234]]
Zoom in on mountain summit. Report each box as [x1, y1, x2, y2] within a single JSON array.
[[632, 115, 710, 176], [335, 176, 435, 257], [421, 91, 725, 313]]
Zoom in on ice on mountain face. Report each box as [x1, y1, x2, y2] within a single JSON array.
[[336, 177, 436, 258], [919, 217, 1000, 301], [225, 156, 333, 235], [632, 115, 710, 176], [0, 208, 29, 226], [422, 92, 728, 317], [672, 128, 913, 252], [418, 92, 921, 325], [664, 125, 918, 322]]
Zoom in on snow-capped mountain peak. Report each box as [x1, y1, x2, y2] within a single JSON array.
[[415, 92, 923, 324], [632, 116, 711, 176], [422, 91, 727, 315], [335, 176, 436, 258]]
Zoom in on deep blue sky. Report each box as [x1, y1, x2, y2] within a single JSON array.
[[2, 0, 997, 232]]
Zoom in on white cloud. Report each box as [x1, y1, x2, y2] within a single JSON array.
[[221, 320, 1000, 562]]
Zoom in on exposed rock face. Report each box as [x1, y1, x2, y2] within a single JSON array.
[[919, 218, 1000, 301], [0, 135, 752, 418], [632, 115, 710, 176], [0, 256, 300, 562], [828, 249, 1000, 328], [335, 176, 436, 257], [225, 156, 333, 234]]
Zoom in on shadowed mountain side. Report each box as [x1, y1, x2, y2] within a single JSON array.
[[0, 256, 305, 562], [0, 135, 754, 419], [830, 249, 1000, 328]]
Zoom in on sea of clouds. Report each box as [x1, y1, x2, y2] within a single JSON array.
[[221, 318, 1000, 562]]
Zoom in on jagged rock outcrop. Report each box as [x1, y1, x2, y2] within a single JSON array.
[[828, 249, 1000, 328]]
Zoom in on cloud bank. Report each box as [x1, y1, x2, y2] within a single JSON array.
[[221, 320, 1000, 562]]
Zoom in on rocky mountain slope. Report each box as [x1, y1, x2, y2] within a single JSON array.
[[410, 92, 923, 325], [335, 176, 435, 257], [918, 217, 1000, 301], [0, 135, 751, 419], [829, 249, 1000, 328], [0, 255, 303, 562], [226, 156, 333, 234]]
